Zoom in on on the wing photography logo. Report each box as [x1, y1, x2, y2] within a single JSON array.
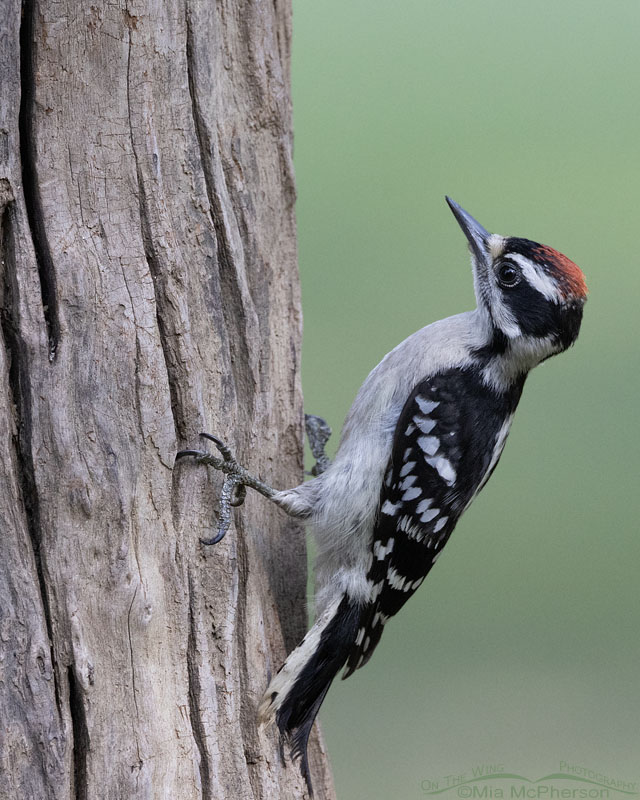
[[420, 763, 638, 799]]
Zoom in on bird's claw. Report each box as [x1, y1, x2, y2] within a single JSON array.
[[175, 418, 331, 544], [176, 432, 248, 544], [305, 414, 332, 476], [175, 432, 275, 545], [230, 483, 247, 507], [199, 432, 234, 462]]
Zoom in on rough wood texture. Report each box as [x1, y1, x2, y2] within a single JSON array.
[[0, 2, 335, 798]]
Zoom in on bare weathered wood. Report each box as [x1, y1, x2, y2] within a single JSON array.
[[0, 2, 335, 798]]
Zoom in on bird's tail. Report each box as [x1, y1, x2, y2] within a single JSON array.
[[258, 593, 360, 792]]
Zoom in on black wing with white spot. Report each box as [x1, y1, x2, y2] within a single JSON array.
[[343, 366, 524, 677]]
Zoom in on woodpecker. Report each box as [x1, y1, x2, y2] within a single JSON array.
[[177, 198, 587, 792]]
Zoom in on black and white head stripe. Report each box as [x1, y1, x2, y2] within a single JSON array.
[[447, 200, 586, 351], [475, 237, 587, 350], [343, 366, 525, 677], [503, 237, 588, 301]]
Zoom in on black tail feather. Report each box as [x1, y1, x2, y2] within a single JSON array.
[[288, 684, 332, 795], [275, 594, 360, 794]]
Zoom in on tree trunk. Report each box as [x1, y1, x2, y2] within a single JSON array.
[[0, 2, 335, 798]]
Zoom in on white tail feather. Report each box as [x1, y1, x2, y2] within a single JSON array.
[[257, 595, 342, 724]]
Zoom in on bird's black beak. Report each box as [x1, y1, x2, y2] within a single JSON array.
[[446, 197, 491, 267]]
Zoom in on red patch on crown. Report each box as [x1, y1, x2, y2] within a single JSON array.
[[534, 244, 588, 300]]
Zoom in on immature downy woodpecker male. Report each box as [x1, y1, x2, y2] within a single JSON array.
[[178, 198, 587, 790]]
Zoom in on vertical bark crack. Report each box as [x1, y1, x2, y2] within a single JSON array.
[[186, 576, 213, 800], [136, 179, 182, 437], [126, 584, 141, 723], [234, 518, 264, 799], [126, 28, 181, 440], [0, 202, 63, 720], [67, 666, 89, 800], [19, 0, 60, 361], [185, 5, 254, 406]]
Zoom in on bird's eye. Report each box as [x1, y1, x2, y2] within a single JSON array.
[[497, 262, 521, 288]]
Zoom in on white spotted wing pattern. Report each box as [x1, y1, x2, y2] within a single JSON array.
[[343, 366, 524, 677]]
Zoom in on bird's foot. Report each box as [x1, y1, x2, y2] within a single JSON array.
[[175, 416, 332, 543], [305, 414, 332, 476], [175, 433, 275, 545]]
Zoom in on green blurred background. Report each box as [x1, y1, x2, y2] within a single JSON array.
[[291, 1, 640, 797]]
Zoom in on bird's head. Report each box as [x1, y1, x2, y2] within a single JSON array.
[[446, 197, 587, 369]]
